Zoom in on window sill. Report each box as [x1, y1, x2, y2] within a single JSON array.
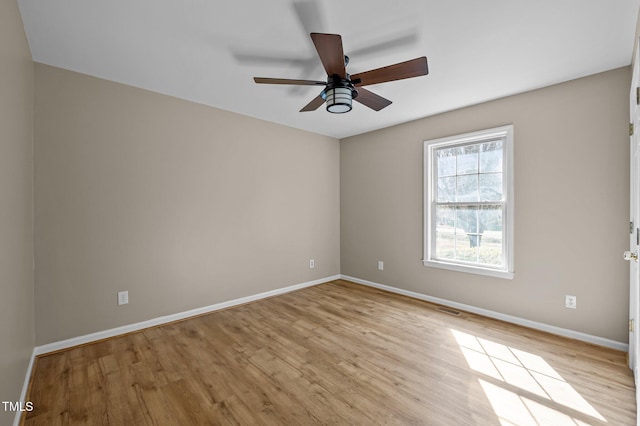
[[423, 259, 514, 280]]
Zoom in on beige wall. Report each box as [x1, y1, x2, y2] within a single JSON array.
[[34, 64, 340, 345], [634, 7, 640, 63], [341, 67, 631, 343], [0, 0, 34, 422]]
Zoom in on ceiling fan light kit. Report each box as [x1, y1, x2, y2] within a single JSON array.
[[253, 33, 429, 114], [323, 74, 358, 113], [324, 86, 353, 113]]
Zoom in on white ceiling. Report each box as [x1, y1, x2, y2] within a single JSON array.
[[17, 0, 640, 139]]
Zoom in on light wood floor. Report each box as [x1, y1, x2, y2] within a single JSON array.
[[23, 280, 636, 425]]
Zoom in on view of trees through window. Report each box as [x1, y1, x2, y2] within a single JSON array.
[[434, 139, 504, 267]]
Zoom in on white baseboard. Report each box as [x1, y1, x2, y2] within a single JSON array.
[[14, 347, 37, 426], [341, 274, 629, 352], [17, 275, 339, 425], [33, 275, 340, 357]]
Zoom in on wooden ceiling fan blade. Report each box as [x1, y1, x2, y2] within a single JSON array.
[[254, 77, 326, 86], [300, 94, 325, 112], [310, 33, 346, 78], [354, 88, 392, 111], [351, 57, 428, 87]]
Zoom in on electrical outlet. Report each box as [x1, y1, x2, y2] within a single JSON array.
[[118, 291, 129, 306], [378, 261, 384, 271], [309, 259, 315, 269], [565, 294, 577, 309]]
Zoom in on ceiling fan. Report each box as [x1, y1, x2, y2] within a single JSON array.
[[253, 33, 429, 114]]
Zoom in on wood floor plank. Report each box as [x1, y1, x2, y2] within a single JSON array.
[[22, 280, 636, 425]]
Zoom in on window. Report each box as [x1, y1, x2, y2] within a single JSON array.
[[424, 125, 514, 279]]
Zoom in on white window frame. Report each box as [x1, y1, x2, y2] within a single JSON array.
[[423, 125, 514, 279]]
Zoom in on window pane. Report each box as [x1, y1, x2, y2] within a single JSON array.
[[479, 173, 502, 201], [437, 149, 456, 177], [480, 140, 503, 173], [478, 207, 504, 266], [456, 174, 478, 202], [434, 206, 505, 266], [456, 145, 479, 174], [435, 206, 455, 260], [456, 206, 478, 233], [437, 177, 456, 202], [455, 232, 478, 262], [455, 207, 479, 262]]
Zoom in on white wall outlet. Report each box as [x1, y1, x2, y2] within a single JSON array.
[[309, 259, 315, 269], [378, 261, 384, 271], [565, 294, 577, 309], [118, 291, 129, 306]]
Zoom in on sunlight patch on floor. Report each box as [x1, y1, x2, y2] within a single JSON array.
[[451, 329, 606, 425]]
